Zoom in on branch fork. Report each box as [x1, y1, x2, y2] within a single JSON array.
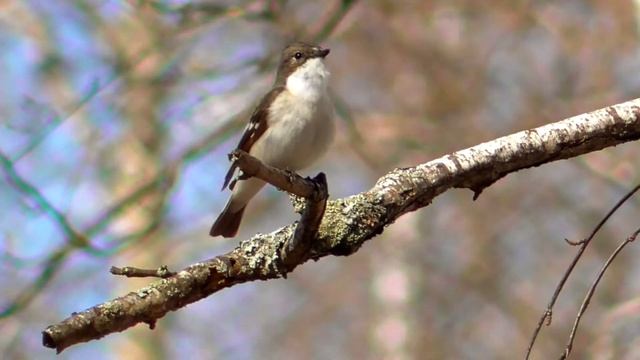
[[228, 149, 329, 271]]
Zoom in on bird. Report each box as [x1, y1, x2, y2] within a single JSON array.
[[210, 42, 335, 237]]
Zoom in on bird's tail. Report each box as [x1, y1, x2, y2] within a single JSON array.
[[209, 200, 246, 238]]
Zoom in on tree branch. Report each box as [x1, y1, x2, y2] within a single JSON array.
[[42, 98, 640, 353]]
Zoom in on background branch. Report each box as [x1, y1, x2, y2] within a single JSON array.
[[526, 184, 640, 359], [562, 227, 640, 359], [42, 98, 640, 353]]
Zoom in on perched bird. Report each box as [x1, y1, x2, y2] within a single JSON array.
[[210, 42, 335, 237]]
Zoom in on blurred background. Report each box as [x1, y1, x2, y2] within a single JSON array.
[[1, 0, 639, 359]]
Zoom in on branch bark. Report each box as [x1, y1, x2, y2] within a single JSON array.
[[42, 98, 640, 353]]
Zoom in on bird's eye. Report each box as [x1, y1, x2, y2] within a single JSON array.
[[294, 52, 302, 59]]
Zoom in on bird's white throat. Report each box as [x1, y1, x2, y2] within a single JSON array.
[[285, 58, 330, 101]]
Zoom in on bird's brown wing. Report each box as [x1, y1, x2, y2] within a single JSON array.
[[222, 86, 285, 190]]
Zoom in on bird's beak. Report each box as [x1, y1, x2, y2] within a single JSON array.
[[317, 48, 330, 58]]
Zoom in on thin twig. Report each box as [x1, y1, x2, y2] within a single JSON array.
[[230, 150, 319, 198], [110, 266, 176, 279], [526, 184, 640, 359], [564, 238, 587, 246], [560, 227, 640, 359]]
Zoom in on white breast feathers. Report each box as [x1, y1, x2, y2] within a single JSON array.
[[285, 58, 330, 102]]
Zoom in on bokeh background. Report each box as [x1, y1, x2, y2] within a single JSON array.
[[1, 0, 640, 359]]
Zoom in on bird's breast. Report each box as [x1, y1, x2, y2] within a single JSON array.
[[252, 90, 334, 170], [285, 58, 330, 102]]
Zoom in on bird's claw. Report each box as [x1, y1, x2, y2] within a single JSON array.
[[284, 168, 297, 183]]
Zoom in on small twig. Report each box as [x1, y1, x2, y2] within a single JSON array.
[[230, 150, 318, 198], [564, 238, 587, 246], [560, 227, 640, 359], [110, 265, 176, 279], [526, 184, 640, 359]]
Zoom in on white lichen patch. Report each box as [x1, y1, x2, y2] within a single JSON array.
[[99, 300, 125, 321], [235, 226, 295, 275]]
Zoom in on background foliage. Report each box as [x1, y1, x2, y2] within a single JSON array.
[[1, 0, 639, 359]]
